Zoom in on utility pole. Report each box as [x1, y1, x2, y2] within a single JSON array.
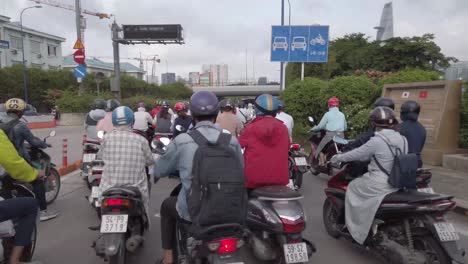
[[111, 21, 121, 99], [75, 0, 85, 94], [245, 48, 248, 84]]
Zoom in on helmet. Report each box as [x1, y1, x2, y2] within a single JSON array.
[[112, 106, 135, 126], [174, 102, 186, 112], [106, 99, 120, 112], [370, 106, 396, 128], [161, 101, 170, 109], [328, 97, 340, 108], [5, 98, 27, 112], [137, 102, 145, 108], [220, 99, 233, 109], [92, 99, 107, 110], [278, 100, 285, 110], [401, 100, 421, 115], [189, 91, 220, 117], [373, 97, 395, 110], [254, 94, 279, 116]]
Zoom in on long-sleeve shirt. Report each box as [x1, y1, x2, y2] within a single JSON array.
[[0, 130, 37, 183], [96, 112, 114, 133], [133, 108, 154, 132], [216, 112, 244, 137], [312, 107, 347, 133]]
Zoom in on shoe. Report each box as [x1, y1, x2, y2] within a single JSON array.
[[40, 209, 59, 221]]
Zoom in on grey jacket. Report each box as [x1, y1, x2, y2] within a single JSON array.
[[153, 121, 244, 221]]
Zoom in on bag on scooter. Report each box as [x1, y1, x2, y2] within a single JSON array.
[[373, 135, 418, 189], [187, 130, 247, 228]]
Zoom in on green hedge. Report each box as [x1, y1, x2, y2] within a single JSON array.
[[460, 87, 468, 148]]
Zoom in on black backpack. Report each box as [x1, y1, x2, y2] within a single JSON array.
[[0, 119, 20, 143], [187, 129, 247, 228], [373, 134, 418, 189]]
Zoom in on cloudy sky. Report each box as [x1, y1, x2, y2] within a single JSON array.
[[2, 0, 467, 82]]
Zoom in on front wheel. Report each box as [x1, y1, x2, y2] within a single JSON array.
[[323, 198, 341, 239], [413, 235, 451, 264], [45, 168, 61, 205]]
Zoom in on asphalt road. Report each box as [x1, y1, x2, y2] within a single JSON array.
[[34, 170, 468, 264]]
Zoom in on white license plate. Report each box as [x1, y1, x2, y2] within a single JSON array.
[[294, 157, 308, 166], [100, 215, 128, 233], [83, 154, 96, 163], [283, 242, 308, 263], [418, 187, 435, 194], [91, 186, 99, 198], [434, 222, 459, 242]]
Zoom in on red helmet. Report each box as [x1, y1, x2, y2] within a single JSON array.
[[328, 97, 340, 107], [174, 102, 186, 112]]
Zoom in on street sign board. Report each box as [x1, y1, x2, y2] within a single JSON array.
[[73, 49, 86, 64], [73, 39, 85, 49], [271, 25, 329, 62], [122, 24, 183, 41], [0, 40, 9, 49], [73, 64, 87, 79]]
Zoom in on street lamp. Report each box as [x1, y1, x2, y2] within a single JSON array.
[[145, 54, 159, 83], [20, 5, 42, 103]]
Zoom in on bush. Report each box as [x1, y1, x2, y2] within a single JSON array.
[[342, 104, 372, 138], [460, 87, 468, 148], [324, 76, 379, 107], [378, 69, 441, 88], [55, 91, 112, 113]]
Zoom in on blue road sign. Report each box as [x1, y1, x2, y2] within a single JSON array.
[[73, 64, 87, 78], [0, 40, 9, 49], [271, 25, 329, 63]]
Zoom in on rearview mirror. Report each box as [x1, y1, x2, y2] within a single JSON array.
[[97, 131, 105, 139], [49, 130, 56, 137], [160, 137, 171, 146], [175, 125, 185, 132], [308, 116, 314, 123]]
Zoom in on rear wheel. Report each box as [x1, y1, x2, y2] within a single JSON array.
[[413, 235, 451, 264], [109, 237, 126, 264], [20, 223, 37, 262], [308, 143, 320, 176], [45, 168, 61, 205], [293, 171, 303, 189], [322, 198, 341, 239]]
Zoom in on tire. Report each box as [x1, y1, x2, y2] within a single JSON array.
[[308, 143, 320, 176], [322, 198, 341, 239], [413, 235, 451, 264], [293, 171, 303, 189], [20, 223, 36, 262], [109, 237, 126, 264], [45, 168, 61, 205]]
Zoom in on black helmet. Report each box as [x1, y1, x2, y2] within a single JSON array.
[[370, 106, 397, 128], [92, 99, 106, 110], [106, 99, 120, 112], [220, 99, 233, 109], [401, 100, 421, 115], [161, 101, 170, 109], [373, 97, 395, 110], [190, 91, 220, 117]]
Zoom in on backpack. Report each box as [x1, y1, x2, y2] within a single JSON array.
[[0, 119, 20, 143], [187, 129, 247, 228], [373, 134, 418, 189]]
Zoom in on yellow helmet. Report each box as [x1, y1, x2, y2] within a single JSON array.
[[5, 98, 27, 112]]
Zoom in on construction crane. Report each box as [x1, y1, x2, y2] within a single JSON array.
[[28, 0, 112, 43]]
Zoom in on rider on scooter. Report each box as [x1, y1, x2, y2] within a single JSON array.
[[397, 100, 426, 168], [96, 99, 120, 133], [153, 91, 243, 264], [330, 106, 406, 245], [84, 99, 106, 141]]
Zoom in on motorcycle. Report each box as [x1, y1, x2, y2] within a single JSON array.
[[323, 161, 465, 264], [81, 137, 101, 184], [153, 136, 248, 264], [246, 185, 316, 263], [92, 186, 148, 264], [288, 143, 309, 190]]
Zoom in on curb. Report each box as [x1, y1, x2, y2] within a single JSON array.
[[56, 160, 82, 176], [454, 199, 468, 217]]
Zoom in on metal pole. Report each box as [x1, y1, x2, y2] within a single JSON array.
[[112, 21, 121, 99], [75, 0, 85, 94], [146, 60, 149, 83], [280, 0, 284, 91], [301, 62, 305, 81], [245, 48, 248, 84], [20, 10, 28, 103]]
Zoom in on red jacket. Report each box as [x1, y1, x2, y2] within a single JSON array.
[[150, 106, 162, 118], [238, 116, 290, 189]]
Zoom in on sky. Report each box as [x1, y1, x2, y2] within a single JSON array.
[[1, 0, 467, 82]]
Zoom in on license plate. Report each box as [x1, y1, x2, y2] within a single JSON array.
[[83, 154, 96, 163], [434, 222, 459, 242], [100, 215, 128, 233], [294, 157, 308, 166], [91, 186, 99, 198], [418, 187, 434, 194], [283, 242, 308, 263]]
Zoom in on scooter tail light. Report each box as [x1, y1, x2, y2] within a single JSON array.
[[102, 198, 130, 208], [281, 217, 305, 233], [207, 238, 239, 254], [291, 144, 301, 150]]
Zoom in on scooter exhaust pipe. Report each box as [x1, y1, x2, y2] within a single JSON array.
[[126, 235, 144, 252]]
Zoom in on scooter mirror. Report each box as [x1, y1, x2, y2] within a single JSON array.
[[308, 116, 314, 123], [151, 139, 157, 149], [175, 125, 185, 132], [160, 137, 171, 146], [97, 131, 105, 139], [49, 130, 56, 137]]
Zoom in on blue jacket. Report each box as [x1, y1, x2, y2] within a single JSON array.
[[153, 121, 244, 221], [0, 113, 48, 161], [312, 107, 347, 132]]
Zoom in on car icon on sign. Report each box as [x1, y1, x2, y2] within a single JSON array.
[[273, 36, 288, 51], [291, 36, 307, 51]]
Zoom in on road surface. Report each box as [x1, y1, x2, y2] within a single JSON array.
[[35, 170, 468, 263]]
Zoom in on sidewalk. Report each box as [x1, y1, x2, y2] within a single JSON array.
[[427, 165, 468, 216]]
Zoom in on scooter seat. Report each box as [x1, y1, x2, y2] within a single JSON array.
[[102, 186, 142, 198], [250, 185, 303, 200], [382, 189, 452, 204]]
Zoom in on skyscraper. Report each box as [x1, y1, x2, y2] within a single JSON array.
[[161, 73, 176, 85], [374, 2, 394, 41], [202, 64, 228, 86], [189, 72, 200, 85]]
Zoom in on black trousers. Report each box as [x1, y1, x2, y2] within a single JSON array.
[[0, 197, 38, 246], [31, 179, 46, 211], [160, 196, 179, 250]]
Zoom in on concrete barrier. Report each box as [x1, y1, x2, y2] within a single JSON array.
[[23, 115, 56, 129], [57, 113, 86, 126]]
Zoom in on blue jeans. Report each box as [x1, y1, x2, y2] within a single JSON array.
[[0, 197, 38, 246]]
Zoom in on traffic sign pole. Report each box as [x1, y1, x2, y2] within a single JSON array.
[[280, 0, 285, 91], [301, 63, 305, 81]]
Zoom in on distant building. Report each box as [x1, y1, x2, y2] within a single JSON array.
[[374, 2, 393, 41], [199, 72, 211, 86], [0, 15, 65, 70], [62, 55, 145, 79], [176, 75, 186, 84], [147, 75, 159, 85], [161, 72, 176, 85], [202, 64, 228, 86], [258, 77, 268, 85], [444, 61, 468, 80], [189, 72, 200, 85]]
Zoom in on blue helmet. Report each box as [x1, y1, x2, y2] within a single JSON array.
[[254, 94, 279, 116], [112, 106, 135, 126]]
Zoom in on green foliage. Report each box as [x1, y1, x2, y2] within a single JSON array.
[[378, 68, 441, 88], [342, 104, 372, 138], [55, 90, 111, 113], [325, 76, 379, 107], [460, 88, 468, 148]]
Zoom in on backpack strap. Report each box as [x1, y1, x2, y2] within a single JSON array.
[[216, 133, 232, 147], [189, 129, 209, 146], [372, 134, 396, 177], [0, 119, 20, 140]]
